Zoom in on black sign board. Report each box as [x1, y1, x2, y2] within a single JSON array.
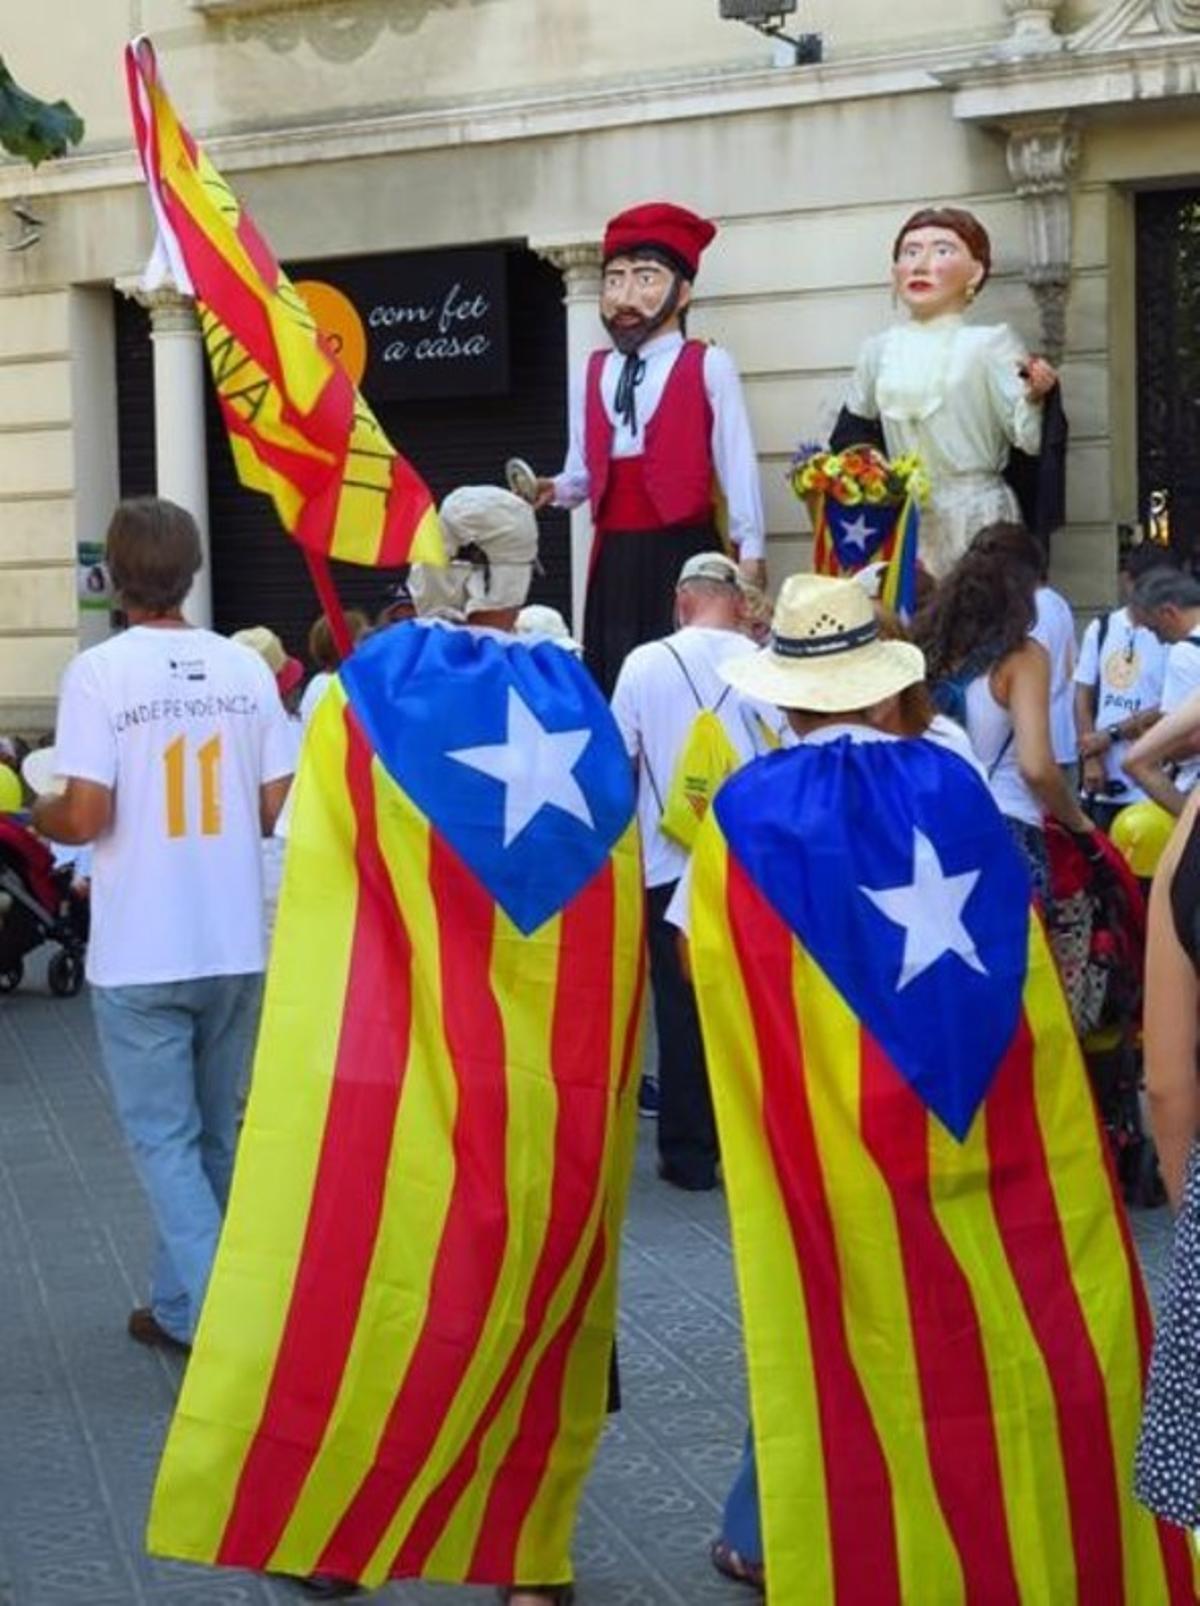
[[288, 246, 510, 403]]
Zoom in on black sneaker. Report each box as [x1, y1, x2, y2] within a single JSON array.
[[285, 1577, 369, 1599]]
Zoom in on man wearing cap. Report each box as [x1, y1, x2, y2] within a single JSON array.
[[535, 202, 766, 695], [611, 551, 786, 1191], [410, 483, 540, 625]]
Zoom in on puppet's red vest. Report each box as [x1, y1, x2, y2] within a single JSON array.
[[585, 340, 714, 533]]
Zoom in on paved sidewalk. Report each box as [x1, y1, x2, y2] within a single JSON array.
[[0, 957, 1175, 1606]]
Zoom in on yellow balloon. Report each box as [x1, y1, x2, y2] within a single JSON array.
[[1110, 800, 1175, 877], [0, 764, 23, 813]]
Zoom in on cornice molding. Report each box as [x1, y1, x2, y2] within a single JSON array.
[[0, 43, 987, 203], [942, 1, 1200, 123]]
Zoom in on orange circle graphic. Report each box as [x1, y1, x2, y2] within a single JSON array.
[[294, 278, 369, 389]]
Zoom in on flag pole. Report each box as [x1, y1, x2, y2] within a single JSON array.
[[302, 548, 354, 661]]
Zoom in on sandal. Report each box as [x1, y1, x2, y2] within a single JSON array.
[[496, 1588, 575, 1605], [710, 1538, 764, 1591]]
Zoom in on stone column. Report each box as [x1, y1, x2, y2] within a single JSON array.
[[118, 279, 213, 627], [535, 241, 603, 637], [1005, 117, 1080, 364]]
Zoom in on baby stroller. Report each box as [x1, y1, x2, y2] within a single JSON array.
[[1044, 822, 1161, 1208], [0, 817, 87, 997]]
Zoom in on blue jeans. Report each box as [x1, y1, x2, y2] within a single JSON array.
[[91, 973, 263, 1343], [721, 1428, 762, 1564]]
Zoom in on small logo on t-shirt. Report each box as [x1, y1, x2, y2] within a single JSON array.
[[1102, 645, 1140, 693], [169, 657, 208, 683]]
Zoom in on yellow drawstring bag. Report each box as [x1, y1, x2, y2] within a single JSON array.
[[659, 708, 741, 849]]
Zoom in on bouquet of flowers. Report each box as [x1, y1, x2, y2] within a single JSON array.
[[789, 441, 928, 617], [789, 443, 928, 509]]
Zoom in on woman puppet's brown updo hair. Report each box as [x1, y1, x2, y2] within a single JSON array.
[[891, 207, 992, 291]]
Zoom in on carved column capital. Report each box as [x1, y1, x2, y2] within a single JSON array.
[[1002, 0, 1068, 52], [1005, 116, 1080, 193], [1004, 117, 1080, 364], [116, 276, 201, 336], [534, 240, 603, 301]]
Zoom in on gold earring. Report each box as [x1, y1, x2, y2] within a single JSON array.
[[965, 284, 977, 303]]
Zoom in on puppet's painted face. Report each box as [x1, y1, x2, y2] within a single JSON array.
[[600, 255, 691, 354], [892, 226, 984, 320]]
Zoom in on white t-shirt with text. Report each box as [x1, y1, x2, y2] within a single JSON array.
[[1074, 606, 1167, 802], [54, 626, 296, 987], [610, 626, 789, 889]]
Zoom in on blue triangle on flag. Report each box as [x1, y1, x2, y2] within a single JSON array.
[[826, 500, 897, 569]]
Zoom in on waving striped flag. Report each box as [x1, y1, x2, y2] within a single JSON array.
[[125, 37, 442, 569], [148, 624, 644, 1588], [689, 736, 1196, 1605]]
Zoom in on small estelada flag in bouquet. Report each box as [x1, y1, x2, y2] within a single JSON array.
[[791, 443, 926, 618]]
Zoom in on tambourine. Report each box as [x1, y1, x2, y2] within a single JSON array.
[[505, 457, 539, 505]]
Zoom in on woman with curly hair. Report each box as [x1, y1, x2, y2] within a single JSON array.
[[914, 522, 1092, 896]]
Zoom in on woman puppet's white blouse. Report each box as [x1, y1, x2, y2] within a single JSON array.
[[847, 314, 1043, 473]]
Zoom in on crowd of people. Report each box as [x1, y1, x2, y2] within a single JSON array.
[[3, 195, 1200, 1605]]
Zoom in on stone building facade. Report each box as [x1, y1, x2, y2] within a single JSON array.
[[1, 0, 1199, 726]]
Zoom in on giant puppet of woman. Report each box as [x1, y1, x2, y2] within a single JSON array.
[[832, 207, 1065, 578]]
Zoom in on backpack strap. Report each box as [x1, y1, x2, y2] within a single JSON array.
[[662, 640, 733, 716]]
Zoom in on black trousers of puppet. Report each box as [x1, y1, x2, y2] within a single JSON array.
[[646, 880, 719, 1190], [583, 523, 716, 697]]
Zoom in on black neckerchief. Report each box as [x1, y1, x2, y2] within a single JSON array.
[[613, 351, 647, 435]]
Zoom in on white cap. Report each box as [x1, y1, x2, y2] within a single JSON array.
[[515, 603, 582, 655], [678, 551, 743, 590], [437, 485, 539, 617]]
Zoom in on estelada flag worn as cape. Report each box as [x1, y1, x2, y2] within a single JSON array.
[[688, 735, 1197, 1605], [125, 37, 442, 569], [148, 624, 645, 1589]]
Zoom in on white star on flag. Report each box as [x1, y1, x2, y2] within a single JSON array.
[[838, 513, 875, 555], [448, 686, 594, 848], [860, 828, 987, 991]]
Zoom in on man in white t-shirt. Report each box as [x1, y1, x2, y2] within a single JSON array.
[[33, 498, 294, 1352], [611, 552, 787, 1191], [1125, 565, 1200, 815], [1074, 544, 1171, 828]]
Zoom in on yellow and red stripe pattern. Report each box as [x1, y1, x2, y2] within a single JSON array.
[[148, 631, 644, 1588], [125, 37, 442, 569], [689, 738, 1196, 1605]]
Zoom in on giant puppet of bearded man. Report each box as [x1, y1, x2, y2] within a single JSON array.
[[536, 202, 766, 696]]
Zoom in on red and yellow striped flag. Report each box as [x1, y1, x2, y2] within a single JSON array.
[[125, 37, 442, 568], [689, 735, 1196, 1604], [148, 623, 644, 1587]]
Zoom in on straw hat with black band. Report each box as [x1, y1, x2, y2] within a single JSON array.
[[721, 573, 925, 713]]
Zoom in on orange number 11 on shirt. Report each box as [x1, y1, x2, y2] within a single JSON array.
[[163, 734, 223, 838]]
